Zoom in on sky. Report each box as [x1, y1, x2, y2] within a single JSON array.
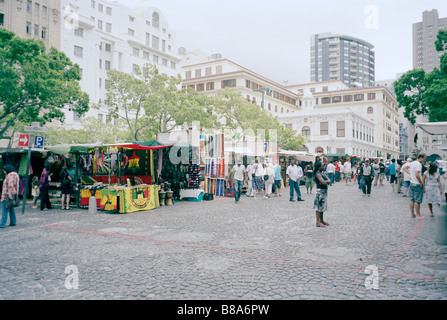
[[114, 0, 447, 86]]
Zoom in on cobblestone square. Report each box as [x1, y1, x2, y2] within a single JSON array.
[[0, 181, 446, 300]]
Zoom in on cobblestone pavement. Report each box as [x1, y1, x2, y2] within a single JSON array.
[[0, 180, 446, 300]]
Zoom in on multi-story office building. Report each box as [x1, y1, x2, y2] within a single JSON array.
[[413, 9, 447, 73], [286, 82, 400, 159], [180, 51, 300, 116], [0, 0, 61, 50], [310, 32, 375, 88], [59, 0, 181, 129]]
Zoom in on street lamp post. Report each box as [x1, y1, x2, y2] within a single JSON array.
[[253, 86, 272, 110]]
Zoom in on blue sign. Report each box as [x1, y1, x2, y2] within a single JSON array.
[[34, 135, 44, 149]]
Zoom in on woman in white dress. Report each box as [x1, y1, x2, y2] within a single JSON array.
[[422, 162, 443, 217]]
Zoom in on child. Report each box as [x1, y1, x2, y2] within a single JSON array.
[[31, 176, 40, 208]]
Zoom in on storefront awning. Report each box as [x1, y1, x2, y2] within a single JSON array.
[[108, 140, 173, 150]]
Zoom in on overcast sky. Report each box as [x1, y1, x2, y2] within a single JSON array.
[[115, 0, 446, 85]]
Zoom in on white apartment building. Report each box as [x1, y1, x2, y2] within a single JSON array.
[[59, 0, 181, 129]]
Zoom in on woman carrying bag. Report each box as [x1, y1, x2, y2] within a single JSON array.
[[1, 165, 20, 228]]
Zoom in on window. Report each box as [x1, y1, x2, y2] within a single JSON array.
[[145, 33, 150, 46], [196, 83, 204, 92], [129, 16, 135, 22], [152, 12, 159, 28], [321, 97, 331, 104], [206, 67, 212, 76], [337, 121, 345, 137], [105, 60, 111, 70], [343, 95, 352, 102], [98, 4, 103, 12], [106, 7, 112, 15], [216, 65, 222, 74], [332, 96, 341, 103], [26, 21, 32, 34], [367, 106, 374, 114], [162, 58, 167, 66], [133, 47, 139, 56], [354, 94, 364, 101], [128, 28, 134, 36], [195, 69, 201, 78], [34, 24, 39, 37], [152, 35, 159, 49], [74, 27, 84, 37], [74, 45, 83, 58], [162, 40, 166, 52], [132, 64, 139, 74], [206, 82, 214, 90], [320, 122, 328, 135], [105, 43, 111, 52], [34, 3, 40, 16], [222, 79, 236, 88], [302, 126, 311, 137], [41, 26, 46, 39], [42, 5, 47, 18], [246, 80, 251, 88], [171, 61, 176, 69], [98, 78, 102, 88], [99, 59, 102, 69], [106, 23, 111, 33], [153, 55, 159, 64], [97, 20, 103, 30], [91, 0, 95, 9], [185, 71, 191, 79], [27, 0, 32, 13], [143, 51, 150, 60]]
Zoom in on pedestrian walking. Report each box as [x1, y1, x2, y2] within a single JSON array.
[[335, 161, 341, 182], [252, 159, 265, 199], [0, 165, 19, 228], [389, 159, 396, 192], [230, 160, 246, 204], [403, 153, 427, 219], [401, 158, 413, 197], [31, 175, 40, 208], [360, 159, 374, 196], [286, 160, 304, 202], [60, 165, 74, 209], [304, 162, 314, 194], [378, 159, 385, 186], [264, 163, 275, 198], [344, 160, 352, 185], [326, 161, 335, 186], [355, 162, 363, 191], [373, 160, 380, 186], [40, 164, 52, 211], [313, 161, 331, 227], [395, 159, 403, 194], [246, 160, 254, 197], [273, 161, 282, 197], [422, 162, 442, 217]]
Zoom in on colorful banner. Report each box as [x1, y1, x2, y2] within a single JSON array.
[[100, 189, 118, 211], [215, 178, 225, 196], [210, 158, 218, 179], [80, 188, 102, 207], [218, 158, 225, 178], [119, 185, 159, 213]]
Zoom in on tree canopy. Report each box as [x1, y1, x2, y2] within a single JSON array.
[[0, 29, 89, 139], [394, 29, 447, 124]]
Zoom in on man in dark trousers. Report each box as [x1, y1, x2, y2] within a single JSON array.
[[39, 164, 52, 211], [360, 159, 375, 197]]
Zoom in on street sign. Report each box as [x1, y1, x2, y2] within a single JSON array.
[[24, 126, 48, 133], [34, 135, 44, 149], [18, 134, 29, 147]]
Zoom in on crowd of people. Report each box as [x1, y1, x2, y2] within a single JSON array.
[[230, 153, 447, 227]]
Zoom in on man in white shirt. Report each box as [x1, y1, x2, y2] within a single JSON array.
[[286, 160, 304, 202], [326, 161, 335, 186], [400, 158, 413, 197], [403, 153, 427, 219], [230, 161, 246, 203], [344, 160, 352, 185]]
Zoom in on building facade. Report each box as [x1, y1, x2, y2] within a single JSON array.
[[413, 9, 447, 73], [59, 0, 181, 129], [180, 51, 300, 116], [0, 0, 61, 50], [310, 32, 375, 88]]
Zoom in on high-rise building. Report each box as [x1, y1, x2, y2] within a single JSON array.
[[310, 32, 375, 88], [59, 0, 181, 129], [413, 9, 447, 73], [0, 0, 61, 50]]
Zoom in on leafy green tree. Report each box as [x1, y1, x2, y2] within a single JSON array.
[[105, 63, 217, 140], [212, 88, 307, 150], [0, 29, 89, 139], [394, 29, 447, 123]]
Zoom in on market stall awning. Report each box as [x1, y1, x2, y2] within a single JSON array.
[[108, 140, 173, 150], [416, 122, 447, 135], [45, 144, 99, 155]]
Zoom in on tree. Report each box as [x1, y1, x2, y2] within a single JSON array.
[[394, 29, 447, 124], [212, 88, 307, 150], [105, 64, 217, 140], [0, 29, 89, 139]]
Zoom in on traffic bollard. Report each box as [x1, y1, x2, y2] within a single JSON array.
[[435, 202, 447, 245]]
